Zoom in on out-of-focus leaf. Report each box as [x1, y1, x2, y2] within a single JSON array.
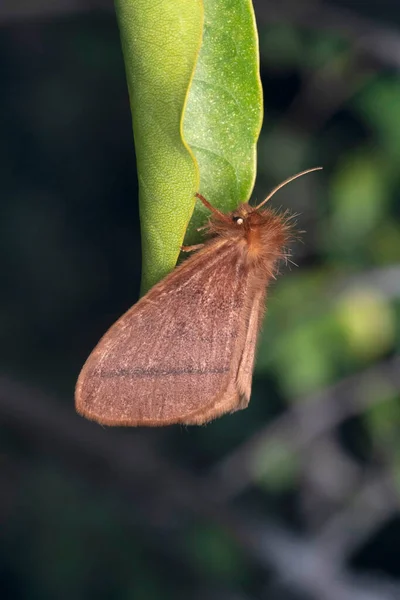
[[256, 271, 338, 393], [303, 31, 349, 70], [335, 288, 396, 360], [252, 440, 299, 491], [365, 392, 400, 442], [326, 151, 389, 255], [185, 523, 246, 579], [365, 393, 400, 494], [355, 78, 400, 164], [272, 316, 339, 396], [368, 222, 400, 264], [257, 278, 342, 397], [259, 23, 304, 68]]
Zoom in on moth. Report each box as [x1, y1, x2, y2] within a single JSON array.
[[76, 168, 321, 426]]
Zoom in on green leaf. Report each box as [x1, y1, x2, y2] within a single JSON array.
[[183, 0, 263, 240], [115, 0, 263, 292], [115, 0, 203, 293]]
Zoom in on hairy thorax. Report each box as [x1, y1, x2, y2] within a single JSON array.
[[207, 203, 290, 274]]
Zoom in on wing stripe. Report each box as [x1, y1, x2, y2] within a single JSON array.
[[98, 366, 230, 378]]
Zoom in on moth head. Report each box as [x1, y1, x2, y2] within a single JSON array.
[[231, 204, 251, 225]]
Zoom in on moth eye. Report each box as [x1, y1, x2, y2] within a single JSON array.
[[233, 216, 244, 225]]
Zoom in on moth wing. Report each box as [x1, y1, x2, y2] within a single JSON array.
[[235, 287, 266, 408], [193, 287, 266, 424], [75, 240, 254, 426]]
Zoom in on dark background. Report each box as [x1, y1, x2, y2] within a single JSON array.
[[2, 1, 400, 599]]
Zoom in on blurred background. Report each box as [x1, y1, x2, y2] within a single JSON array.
[[2, 1, 400, 599]]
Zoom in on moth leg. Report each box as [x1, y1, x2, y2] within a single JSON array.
[[195, 192, 231, 223], [181, 243, 204, 253]]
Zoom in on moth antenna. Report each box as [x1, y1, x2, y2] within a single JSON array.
[[254, 167, 323, 210], [195, 192, 231, 223]]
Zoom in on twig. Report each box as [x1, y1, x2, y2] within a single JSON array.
[[334, 266, 400, 301], [210, 356, 400, 500], [314, 471, 399, 564]]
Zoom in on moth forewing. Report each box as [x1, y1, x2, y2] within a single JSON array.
[[75, 238, 257, 426], [235, 286, 266, 406], [182, 284, 260, 425]]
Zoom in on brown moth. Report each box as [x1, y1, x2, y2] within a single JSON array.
[[75, 168, 321, 426]]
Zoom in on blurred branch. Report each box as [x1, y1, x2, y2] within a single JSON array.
[[210, 356, 400, 500], [2, 375, 400, 600], [298, 437, 399, 562], [302, 435, 363, 505], [336, 266, 400, 300], [258, 523, 400, 600], [315, 470, 399, 564], [299, 435, 364, 531]]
